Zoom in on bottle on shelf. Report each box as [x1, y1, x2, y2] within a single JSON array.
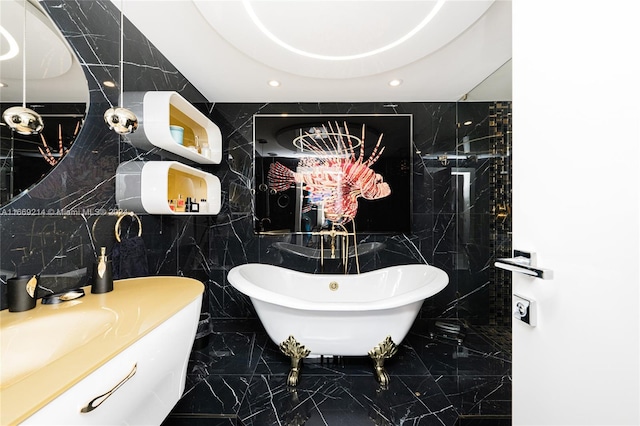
[[176, 194, 186, 212], [200, 142, 211, 160]]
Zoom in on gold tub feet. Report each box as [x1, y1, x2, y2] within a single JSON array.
[[368, 336, 398, 387], [279, 335, 311, 387]]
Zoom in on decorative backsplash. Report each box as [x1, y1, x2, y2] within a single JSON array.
[[0, 1, 511, 329]]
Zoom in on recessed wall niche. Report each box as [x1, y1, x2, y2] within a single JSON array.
[[254, 114, 412, 234]]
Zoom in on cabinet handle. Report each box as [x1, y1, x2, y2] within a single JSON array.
[[80, 363, 137, 413]]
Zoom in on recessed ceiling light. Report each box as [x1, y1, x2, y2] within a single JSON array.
[[103, 80, 116, 88], [389, 79, 403, 87], [463, 120, 472, 126], [0, 82, 8, 88], [268, 80, 281, 87]]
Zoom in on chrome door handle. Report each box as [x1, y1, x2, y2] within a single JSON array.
[[495, 250, 554, 280], [80, 363, 137, 413]]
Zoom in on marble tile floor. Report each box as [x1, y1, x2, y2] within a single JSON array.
[[162, 320, 511, 426]]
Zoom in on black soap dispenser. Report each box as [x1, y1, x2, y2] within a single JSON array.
[[92, 246, 113, 294]]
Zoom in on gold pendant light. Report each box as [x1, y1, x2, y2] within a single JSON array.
[[104, 1, 138, 135], [1, 0, 44, 136]]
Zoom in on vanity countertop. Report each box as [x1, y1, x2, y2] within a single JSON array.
[[0, 276, 204, 425]]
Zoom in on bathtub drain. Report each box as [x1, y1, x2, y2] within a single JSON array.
[[329, 281, 339, 291]]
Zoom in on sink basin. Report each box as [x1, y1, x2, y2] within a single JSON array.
[[0, 308, 115, 387]]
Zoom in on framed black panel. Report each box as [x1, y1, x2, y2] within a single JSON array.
[[254, 114, 412, 234]]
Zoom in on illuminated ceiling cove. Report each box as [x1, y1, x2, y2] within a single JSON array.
[[119, 0, 512, 102]]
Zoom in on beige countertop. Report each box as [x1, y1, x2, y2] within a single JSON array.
[[0, 276, 204, 425]]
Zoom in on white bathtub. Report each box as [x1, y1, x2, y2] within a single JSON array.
[[227, 263, 449, 357]]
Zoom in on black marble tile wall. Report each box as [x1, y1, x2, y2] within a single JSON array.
[[208, 101, 511, 326], [0, 1, 511, 423], [0, 0, 213, 307]]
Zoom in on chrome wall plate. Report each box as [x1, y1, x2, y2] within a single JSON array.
[[513, 294, 536, 326]]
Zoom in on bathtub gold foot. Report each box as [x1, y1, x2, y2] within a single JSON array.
[[279, 335, 311, 387], [368, 336, 398, 387]]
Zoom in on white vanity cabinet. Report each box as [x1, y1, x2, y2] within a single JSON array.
[[22, 297, 201, 425]]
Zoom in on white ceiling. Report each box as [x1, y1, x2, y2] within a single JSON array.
[[119, 0, 512, 102], [0, 0, 512, 104]]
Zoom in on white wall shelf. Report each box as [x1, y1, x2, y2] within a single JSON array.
[[126, 91, 222, 164], [116, 161, 221, 215]]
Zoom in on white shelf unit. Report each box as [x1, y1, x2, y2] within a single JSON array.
[[126, 91, 222, 164], [116, 161, 221, 215]]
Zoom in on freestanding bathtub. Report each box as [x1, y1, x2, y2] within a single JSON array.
[[227, 263, 448, 386]]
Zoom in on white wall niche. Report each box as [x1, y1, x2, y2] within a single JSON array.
[[125, 91, 222, 164], [116, 161, 221, 215]]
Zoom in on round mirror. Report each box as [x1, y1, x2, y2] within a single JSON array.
[[0, 0, 88, 206]]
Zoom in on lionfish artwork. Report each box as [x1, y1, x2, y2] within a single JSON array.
[[267, 122, 391, 224]]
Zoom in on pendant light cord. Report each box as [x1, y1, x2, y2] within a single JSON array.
[[22, 0, 27, 108], [102, 0, 138, 135], [119, 0, 124, 108]]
